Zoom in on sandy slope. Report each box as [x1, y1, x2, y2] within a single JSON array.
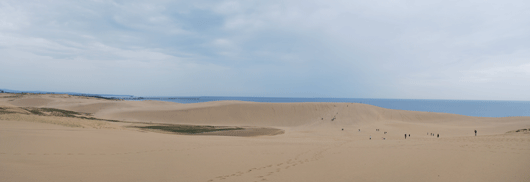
[[1, 93, 529, 182]]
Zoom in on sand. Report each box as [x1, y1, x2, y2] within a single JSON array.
[[1, 93, 529, 182]]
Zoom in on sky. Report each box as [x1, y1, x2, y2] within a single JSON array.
[[1, 0, 529, 100]]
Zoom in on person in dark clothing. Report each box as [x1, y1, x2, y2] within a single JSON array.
[[475, 130, 477, 136], [405, 134, 407, 139], [408, 134, 410, 137], [437, 134, 439, 138]]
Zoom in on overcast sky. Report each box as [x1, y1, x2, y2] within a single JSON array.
[[1, 0, 529, 100]]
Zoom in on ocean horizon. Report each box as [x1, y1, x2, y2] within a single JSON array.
[[2, 89, 529, 118]]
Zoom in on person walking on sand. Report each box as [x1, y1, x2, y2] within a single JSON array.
[[437, 134, 439, 138], [405, 134, 407, 139], [475, 130, 477, 136]]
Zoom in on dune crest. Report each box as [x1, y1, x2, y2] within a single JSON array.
[[1, 93, 530, 182]]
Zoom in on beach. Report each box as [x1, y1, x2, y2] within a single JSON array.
[[1, 93, 529, 182]]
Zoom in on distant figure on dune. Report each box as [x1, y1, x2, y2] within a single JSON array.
[[342, 128, 344, 131], [405, 134, 407, 139], [475, 130, 477, 136], [370, 135, 371, 140], [408, 134, 410, 137], [437, 134, 439, 138], [359, 129, 360, 132]]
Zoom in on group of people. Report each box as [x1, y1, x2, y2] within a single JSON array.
[[360, 129, 387, 140], [367, 129, 386, 140], [428, 133, 439, 138], [361, 129, 479, 140]]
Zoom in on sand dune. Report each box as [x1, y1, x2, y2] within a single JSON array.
[[1, 93, 529, 182]]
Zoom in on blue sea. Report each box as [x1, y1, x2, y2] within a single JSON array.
[[1, 89, 528, 118], [121, 96, 530, 118]]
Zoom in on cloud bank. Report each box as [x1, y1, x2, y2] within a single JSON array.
[[1, 0, 529, 100]]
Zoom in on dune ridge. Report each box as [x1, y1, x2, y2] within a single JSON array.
[[97, 101, 473, 126], [1, 93, 530, 182]]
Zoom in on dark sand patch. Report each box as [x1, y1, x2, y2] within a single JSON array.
[[0, 106, 284, 136], [133, 124, 284, 137], [507, 128, 530, 134]]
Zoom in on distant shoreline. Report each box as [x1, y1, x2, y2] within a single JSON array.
[[1, 89, 530, 118]]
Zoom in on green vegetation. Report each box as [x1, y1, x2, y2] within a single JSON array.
[[39, 108, 81, 117], [0, 106, 121, 123], [0, 107, 15, 114], [136, 124, 243, 134], [23, 108, 44, 115], [75, 116, 119, 122], [21, 107, 82, 117]]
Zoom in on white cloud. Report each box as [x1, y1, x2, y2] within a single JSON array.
[[460, 63, 530, 83], [0, 2, 29, 30], [0, 0, 529, 99]]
